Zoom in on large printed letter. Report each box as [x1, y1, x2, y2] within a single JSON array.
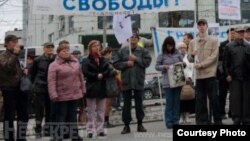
[[93, 0, 107, 11], [79, 0, 90, 10], [109, 0, 120, 10], [122, 0, 136, 10], [63, 0, 76, 10], [138, 0, 152, 10], [153, 0, 163, 8]]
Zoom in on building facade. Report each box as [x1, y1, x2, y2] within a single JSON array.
[[23, 0, 250, 51]]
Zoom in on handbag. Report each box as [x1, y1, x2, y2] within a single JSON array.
[[20, 75, 33, 93], [105, 76, 119, 97], [180, 84, 195, 100]]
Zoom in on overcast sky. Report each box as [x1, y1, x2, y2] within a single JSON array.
[[0, 0, 22, 44]]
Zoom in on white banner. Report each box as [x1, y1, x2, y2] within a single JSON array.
[[152, 24, 250, 56], [32, 0, 195, 16], [218, 0, 241, 20], [113, 14, 132, 44]]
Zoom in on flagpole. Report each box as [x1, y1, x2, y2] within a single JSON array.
[[103, 16, 107, 48], [152, 28, 165, 123]]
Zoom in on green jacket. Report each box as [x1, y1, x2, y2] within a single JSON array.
[[113, 46, 152, 91]]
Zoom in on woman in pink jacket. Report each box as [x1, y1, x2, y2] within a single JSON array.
[[48, 40, 85, 141]]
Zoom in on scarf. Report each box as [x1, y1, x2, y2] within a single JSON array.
[[90, 52, 101, 66]]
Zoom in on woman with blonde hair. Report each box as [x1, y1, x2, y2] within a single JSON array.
[[82, 40, 110, 138]]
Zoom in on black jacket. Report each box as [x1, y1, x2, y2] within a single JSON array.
[[82, 55, 110, 99], [0, 50, 23, 90], [223, 40, 250, 80], [29, 54, 55, 93], [217, 40, 229, 80]]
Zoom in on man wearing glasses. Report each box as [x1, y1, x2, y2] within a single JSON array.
[[29, 42, 56, 138]]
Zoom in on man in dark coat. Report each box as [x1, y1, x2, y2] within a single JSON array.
[[113, 33, 152, 134], [0, 35, 28, 141], [29, 42, 56, 137]]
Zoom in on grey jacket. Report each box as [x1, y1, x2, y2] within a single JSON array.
[[113, 46, 152, 91], [155, 50, 183, 88]]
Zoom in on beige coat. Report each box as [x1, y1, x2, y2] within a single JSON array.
[[188, 34, 219, 79]]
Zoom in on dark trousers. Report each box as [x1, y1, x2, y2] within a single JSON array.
[[34, 92, 51, 133], [195, 77, 221, 124], [54, 100, 79, 140], [229, 80, 250, 124], [122, 90, 145, 125], [218, 79, 229, 117], [2, 89, 28, 141]]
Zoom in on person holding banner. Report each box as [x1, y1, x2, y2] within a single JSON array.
[[155, 36, 184, 129], [113, 32, 152, 134], [188, 19, 222, 125]]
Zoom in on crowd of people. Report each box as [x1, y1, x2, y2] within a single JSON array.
[[1, 19, 250, 141]]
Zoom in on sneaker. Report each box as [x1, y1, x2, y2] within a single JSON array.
[[137, 125, 147, 132], [121, 126, 131, 134], [87, 133, 93, 138]]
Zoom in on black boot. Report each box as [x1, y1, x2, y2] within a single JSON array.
[[121, 125, 131, 134]]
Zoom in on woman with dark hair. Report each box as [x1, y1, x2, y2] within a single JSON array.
[[155, 36, 184, 129], [82, 40, 110, 138]]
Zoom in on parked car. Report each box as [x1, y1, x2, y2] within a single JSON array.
[[143, 76, 165, 100]]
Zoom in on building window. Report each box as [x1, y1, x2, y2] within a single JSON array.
[[49, 15, 54, 23], [59, 16, 65, 37], [158, 11, 194, 27], [97, 14, 141, 29], [215, 0, 250, 25], [69, 16, 74, 33], [48, 33, 54, 42]]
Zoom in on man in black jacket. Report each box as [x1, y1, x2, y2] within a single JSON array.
[[0, 35, 28, 141], [29, 42, 56, 137], [217, 28, 235, 119], [223, 27, 250, 125]]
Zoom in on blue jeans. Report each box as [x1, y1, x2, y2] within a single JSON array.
[[164, 87, 181, 128]]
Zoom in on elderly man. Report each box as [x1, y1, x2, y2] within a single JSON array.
[[0, 35, 28, 141]]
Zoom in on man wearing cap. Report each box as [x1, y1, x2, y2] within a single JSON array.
[[188, 19, 222, 125], [29, 42, 56, 137], [217, 28, 235, 119], [113, 33, 152, 134], [244, 26, 250, 43], [0, 35, 28, 140], [223, 27, 250, 125]]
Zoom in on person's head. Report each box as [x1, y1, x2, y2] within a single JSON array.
[[177, 42, 187, 55], [4, 35, 20, 51], [57, 40, 70, 59], [244, 26, 250, 40], [226, 28, 235, 41], [71, 50, 81, 60], [130, 32, 140, 48], [197, 19, 208, 34], [101, 47, 112, 59], [183, 33, 193, 45], [88, 40, 101, 55], [235, 27, 245, 40], [162, 36, 176, 54], [43, 42, 54, 56], [27, 55, 35, 65]]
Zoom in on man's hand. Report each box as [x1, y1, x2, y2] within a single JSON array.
[[127, 61, 134, 67], [226, 75, 232, 82], [97, 73, 103, 80], [129, 55, 137, 61], [194, 64, 202, 69], [191, 49, 198, 56], [164, 65, 169, 70], [23, 68, 28, 75]]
